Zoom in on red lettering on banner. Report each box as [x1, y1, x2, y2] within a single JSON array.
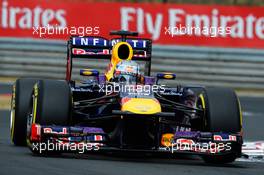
[[0, 1, 66, 29]]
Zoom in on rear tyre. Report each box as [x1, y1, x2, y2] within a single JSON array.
[[199, 87, 242, 163], [10, 78, 39, 146], [27, 79, 72, 154]]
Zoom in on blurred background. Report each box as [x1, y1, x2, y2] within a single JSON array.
[[0, 0, 264, 94], [0, 0, 264, 168]]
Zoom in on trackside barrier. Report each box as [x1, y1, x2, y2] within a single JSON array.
[[0, 37, 264, 90]]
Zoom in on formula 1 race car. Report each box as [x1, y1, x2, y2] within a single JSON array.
[[10, 31, 243, 163]]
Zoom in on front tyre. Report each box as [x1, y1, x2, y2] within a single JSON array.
[[199, 87, 242, 163], [10, 78, 39, 146], [27, 79, 72, 154], [31, 79, 72, 125]]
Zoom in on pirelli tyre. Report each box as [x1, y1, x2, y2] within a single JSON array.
[[198, 87, 242, 164], [10, 78, 39, 146], [27, 80, 72, 154], [30, 79, 72, 125]]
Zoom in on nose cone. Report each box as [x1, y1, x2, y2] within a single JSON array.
[[121, 98, 161, 114]]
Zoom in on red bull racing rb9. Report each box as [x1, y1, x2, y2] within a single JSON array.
[[10, 31, 243, 163]]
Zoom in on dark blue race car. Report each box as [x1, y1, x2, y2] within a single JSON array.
[[10, 31, 243, 163]]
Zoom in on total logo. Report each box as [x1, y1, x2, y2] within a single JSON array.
[[161, 133, 174, 147]]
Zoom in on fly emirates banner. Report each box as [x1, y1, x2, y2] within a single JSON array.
[[0, 0, 264, 48]]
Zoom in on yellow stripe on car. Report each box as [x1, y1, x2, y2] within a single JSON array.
[[199, 94, 207, 127], [199, 94, 206, 109], [32, 84, 38, 123]]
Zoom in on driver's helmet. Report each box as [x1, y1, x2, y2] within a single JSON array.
[[113, 60, 140, 84]]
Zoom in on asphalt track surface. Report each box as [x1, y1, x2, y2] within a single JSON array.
[[1, 84, 264, 175]]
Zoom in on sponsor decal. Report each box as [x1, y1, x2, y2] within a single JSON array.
[[161, 133, 174, 147], [94, 135, 103, 141], [72, 48, 109, 55], [72, 37, 108, 46], [0, 1, 66, 30], [213, 134, 237, 141], [110, 39, 147, 48], [43, 127, 68, 135], [30, 123, 41, 141], [174, 131, 199, 138]]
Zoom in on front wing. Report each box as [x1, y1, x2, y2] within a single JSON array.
[[28, 124, 243, 156]]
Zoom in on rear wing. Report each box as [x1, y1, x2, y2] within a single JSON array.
[[68, 36, 152, 60], [66, 35, 152, 81]]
